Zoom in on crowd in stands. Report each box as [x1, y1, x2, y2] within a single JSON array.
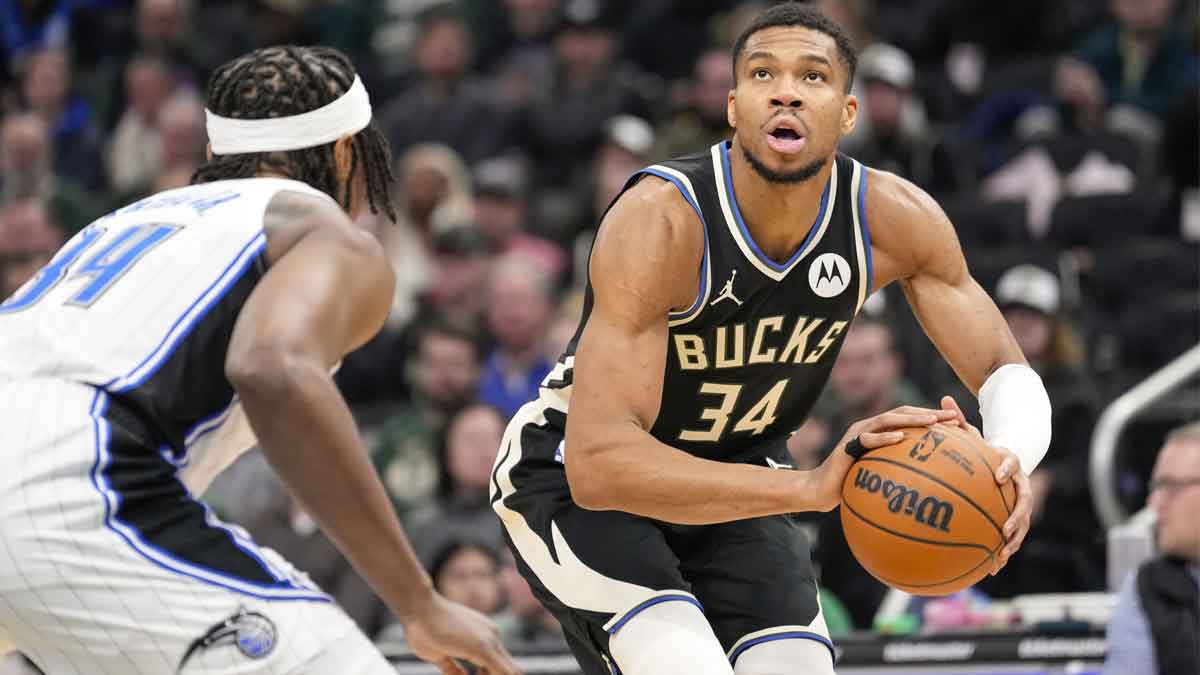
[[1, 0, 1196, 647]]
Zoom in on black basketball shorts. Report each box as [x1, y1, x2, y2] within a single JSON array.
[[491, 401, 834, 674]]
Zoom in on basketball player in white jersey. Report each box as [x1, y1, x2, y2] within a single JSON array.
[[0, 46, 518, 675]]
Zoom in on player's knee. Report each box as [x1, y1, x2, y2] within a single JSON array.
[[731, 635, 836, 675], [608, 597, 733, 675]]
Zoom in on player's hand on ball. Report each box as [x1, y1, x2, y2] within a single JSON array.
[[404, 591, 521, 675], [810, 405, 960, 511], [939, 396, 1033, 576]]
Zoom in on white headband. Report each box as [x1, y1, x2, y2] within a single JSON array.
[[205, 75, 372, 154]]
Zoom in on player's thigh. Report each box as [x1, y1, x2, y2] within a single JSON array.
[[681, 514, 837, 671]]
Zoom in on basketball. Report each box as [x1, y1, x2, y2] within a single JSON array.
[[840, 423, 1018, 596]]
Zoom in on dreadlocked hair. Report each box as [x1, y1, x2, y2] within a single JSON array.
[[192, 45, 396, 221]]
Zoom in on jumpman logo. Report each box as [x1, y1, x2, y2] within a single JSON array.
[[710, 270, 743, 307]]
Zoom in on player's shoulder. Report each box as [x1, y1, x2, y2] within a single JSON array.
[[589, 174, 705, 316], [599, 174, 705, 259], [862, 166, 944, 228]]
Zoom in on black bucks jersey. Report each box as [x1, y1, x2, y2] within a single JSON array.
[[530, 141, 873, 469]]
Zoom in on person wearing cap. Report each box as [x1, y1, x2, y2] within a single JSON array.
[[841, 42, 933, 184], [0, 45, 518, 675], [473, 155, 566, 280], [978, 264, 1105, 598]]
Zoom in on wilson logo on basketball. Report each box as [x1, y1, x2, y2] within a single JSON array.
[[852, 467, 955, 532]]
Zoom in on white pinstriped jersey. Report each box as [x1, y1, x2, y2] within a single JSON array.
[[0, 177, 331, 493]]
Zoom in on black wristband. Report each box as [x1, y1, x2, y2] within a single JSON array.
[[845, 436, 869, 459]]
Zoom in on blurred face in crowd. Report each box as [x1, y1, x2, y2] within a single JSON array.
[[137, 0, 189, 47], [399, 162, 449, 229], [474, 192, 526, 246], [729, 27, 857, 183], [435, 545, 502, 615], [445, 404, 505, 494], [23, 48, 70, 116], [555, 25, 615, 85], [0, 200, 62, 297], [830, 320, 899, 413], [504, 0, 560, 39], [1148, 434, 1200, 562], [694, 50, 735, 126], [415, 331, 480, 410], [1112, 0, 1175, 37], [417, 16, 473, 84], [0, 114, 51, 186], [487, 259, 553, 355], [125, 57, 173, 121], [865, 79, 904, 135], [1002, 306, 1052, 364], [592, 142, 643, 218], [158, 96, 205, 168]]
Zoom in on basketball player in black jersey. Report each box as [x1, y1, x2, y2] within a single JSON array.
[[491, 5, 1053, 675]]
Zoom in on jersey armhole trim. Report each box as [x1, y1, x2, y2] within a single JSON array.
[[850, 161, 874, 314], [635, 167, 711, 326]]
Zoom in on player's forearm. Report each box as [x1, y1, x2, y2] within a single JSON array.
[[566, 425, 814, 524], [231, 356, 434, 622]]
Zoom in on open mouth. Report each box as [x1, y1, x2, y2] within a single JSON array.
[[765, 124, 807, 154]]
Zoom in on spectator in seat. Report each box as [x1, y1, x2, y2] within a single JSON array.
[[380, 7, 519, 165], [1104, 422, 1200, 675], [1055, 0, 1198, 129], [369, 320, 484, 523], [409, 403, 508, 563], [429, 539, 504, 617], [478, 254, 556, 419], [0, 112, 102, 233], [0, 197, 63, 298], [655, 47, 734, 160], [19, 46, 105, 191], [841, 43, 934, 184], [979, 264, 1105, 597]]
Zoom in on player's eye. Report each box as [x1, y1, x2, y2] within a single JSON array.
[[805, 71, 826, 82], [753, 69, 771, 81]]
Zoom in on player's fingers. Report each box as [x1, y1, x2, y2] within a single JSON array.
[[993, 455, 1019, 484], [939, 396, 968, 429], [476, 640, 521, 675], [868, 411, 938, 431], [857, 430, 905, 449], [889, 405, 958, 420], [1002, 472, 1033, 558], [435, 658, 467, 675]]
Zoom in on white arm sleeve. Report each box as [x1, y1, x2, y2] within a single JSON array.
[[978, 363, 1052, 474]]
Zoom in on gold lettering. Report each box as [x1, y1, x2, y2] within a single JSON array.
[[805, 320, 848, 363], [747, 316, 784, 365], [675, 334, 708, 370], [715, 324, 746, 368], [779, 316, 824, 363]]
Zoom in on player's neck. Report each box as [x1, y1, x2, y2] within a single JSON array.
[[727, 143, 834, 265]]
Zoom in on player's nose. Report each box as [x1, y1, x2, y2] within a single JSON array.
[[770, 80, 803, 108]]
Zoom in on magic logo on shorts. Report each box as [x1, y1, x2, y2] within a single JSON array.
[[178, 606, 277, 671], [852, 467, 955, 532]]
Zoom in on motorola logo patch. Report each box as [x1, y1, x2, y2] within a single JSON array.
[[808, 253, 851, 298]]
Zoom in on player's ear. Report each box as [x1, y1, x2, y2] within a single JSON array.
[[727, 86, 737, 129], [841, 93, 859, 136]]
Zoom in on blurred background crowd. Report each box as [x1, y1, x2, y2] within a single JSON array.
[[0, 0, 1197, 650]]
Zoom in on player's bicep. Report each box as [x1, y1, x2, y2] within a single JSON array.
[[882, 176, 1023, 394], [564, 180, 701, 453], [227, 224, 394, 378]]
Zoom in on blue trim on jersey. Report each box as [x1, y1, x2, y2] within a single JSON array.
[[606, 594, 705, 635], [639, 168, 710, 321], [88, 389, 329, 602], [103, 231, 266, 392], [728, 631, 836, 666], [857, 164, 874, 292], [719, 141, 830, 273]]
